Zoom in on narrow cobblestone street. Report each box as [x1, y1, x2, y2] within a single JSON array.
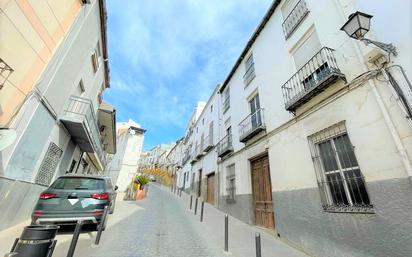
[[45, 184, 307, 257]]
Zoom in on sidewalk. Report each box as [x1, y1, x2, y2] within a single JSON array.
[[163, 185, 311, 257], [0, 200, 144, 256]]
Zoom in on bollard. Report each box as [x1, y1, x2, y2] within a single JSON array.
[[7, 225, 59, 257], [66, 220, 83, 257], [95, 205, 110, 245], [255, 233, 261, 257], [224, 214, 229, 252], [200, 201, 204, 222], [194, 198, 198, 215], [189, 195, 193, 210], [171, 185, 173, 192], [180, 189, 182, 197]]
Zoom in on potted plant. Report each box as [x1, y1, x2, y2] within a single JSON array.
[[134, 175, 149, 200]]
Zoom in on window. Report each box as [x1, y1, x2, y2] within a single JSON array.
[[97, 92, 103, 105], [308, 122, 372, 213], [226, 126, 232, 136], [209, 121, 214, 144], [223, 88, 230, 113], [226, 164, 236, 203], [243, 53, 255, 86], [210, 105, 213, 112], [292, 30, 321, 69], [77, 80, 85, 95], [35, 142, 63, 186], [249, 94, 263, 129], [0, 58, 13, 90], [67, 160, 77, 174], [51, 177, 104, 190], [202, 118, 204, 125], [91, 42, 101, 73]]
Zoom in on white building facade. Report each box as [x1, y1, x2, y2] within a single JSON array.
[[175, 1, 412, 256], [0, 0, 116, 231], [106, 119, 145, 192]]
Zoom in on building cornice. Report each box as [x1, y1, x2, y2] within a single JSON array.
[[219, 0, 281, 93]]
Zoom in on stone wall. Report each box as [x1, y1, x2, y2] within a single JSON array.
[[273, 178, 412, 257]]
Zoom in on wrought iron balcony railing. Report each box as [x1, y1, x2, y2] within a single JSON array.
[[282, 0, 309, 39], [60, 96, 105, 167], [182, 150, 191, 165], [281, 47, 346, 112], [238, 108, 265, 143], [203, 135, 214, 152], [217, 134, 233, 158]]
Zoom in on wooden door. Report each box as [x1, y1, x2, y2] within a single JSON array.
[[207, 173, 215, 204], [251, 155, 275, 229]]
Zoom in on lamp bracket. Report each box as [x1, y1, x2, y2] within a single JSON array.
[[360, 38, 398, 57]]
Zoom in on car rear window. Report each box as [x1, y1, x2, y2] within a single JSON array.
[[50, 177, 105, 190]]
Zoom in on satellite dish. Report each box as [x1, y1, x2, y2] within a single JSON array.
[[0, 129, 17, 151]]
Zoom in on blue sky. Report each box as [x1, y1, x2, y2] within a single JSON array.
[[104, 0, 272, 150]]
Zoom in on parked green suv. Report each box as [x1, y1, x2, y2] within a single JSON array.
[[31, 175, 118, 230]]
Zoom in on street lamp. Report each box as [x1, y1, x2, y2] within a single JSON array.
[[340, 11, 397, 56]]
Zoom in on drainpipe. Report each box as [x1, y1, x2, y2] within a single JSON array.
[[332, 0, 412, 182], [217, 86, 222, 209]]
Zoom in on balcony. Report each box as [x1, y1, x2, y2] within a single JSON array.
[[190, 151, 198, 164], [238, 108, 265, 143], [203, 135, 214, 152], [59, 96, 105, 169], [282, 0, 309, 39], [217, 134, 233, 158], [195, 144, 204, 159], [281, 47, 346, 112], [182, 151, 191, 165]]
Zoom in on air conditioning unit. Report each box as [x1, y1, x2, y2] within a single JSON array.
[[82, 0, 91, 4]]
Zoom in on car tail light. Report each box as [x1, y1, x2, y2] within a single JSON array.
[[40, 192, 58, 199], [93, 210, 104, 215], [91, 193, 109, 200], [33, 211, 43, 217]]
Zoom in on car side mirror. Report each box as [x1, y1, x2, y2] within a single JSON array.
[[114, 186, 118, 191]]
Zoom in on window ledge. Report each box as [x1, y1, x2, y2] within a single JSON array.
[[322, 204, 374, 214]]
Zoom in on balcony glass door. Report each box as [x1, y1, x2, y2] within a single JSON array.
[[249, 95, 261, 130]]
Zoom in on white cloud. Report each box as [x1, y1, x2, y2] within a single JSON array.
[[105, 0, 273, 147]]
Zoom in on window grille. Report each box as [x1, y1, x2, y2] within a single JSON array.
[[35, 142, 63, 186], [226, 165, 236, 203], [308, 121, 373, 213], [243, 54, 256, 86], [0, 58, 13, 90]]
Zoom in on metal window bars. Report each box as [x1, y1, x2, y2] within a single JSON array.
[[282, 0, 309, 39], [308, 122, 373, 213], [238, 108, 265, 142], [281, 47, 346, 112], [226, 174, 236, 203]]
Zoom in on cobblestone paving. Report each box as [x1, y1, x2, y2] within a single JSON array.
[[82, 185, 224, 257]]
